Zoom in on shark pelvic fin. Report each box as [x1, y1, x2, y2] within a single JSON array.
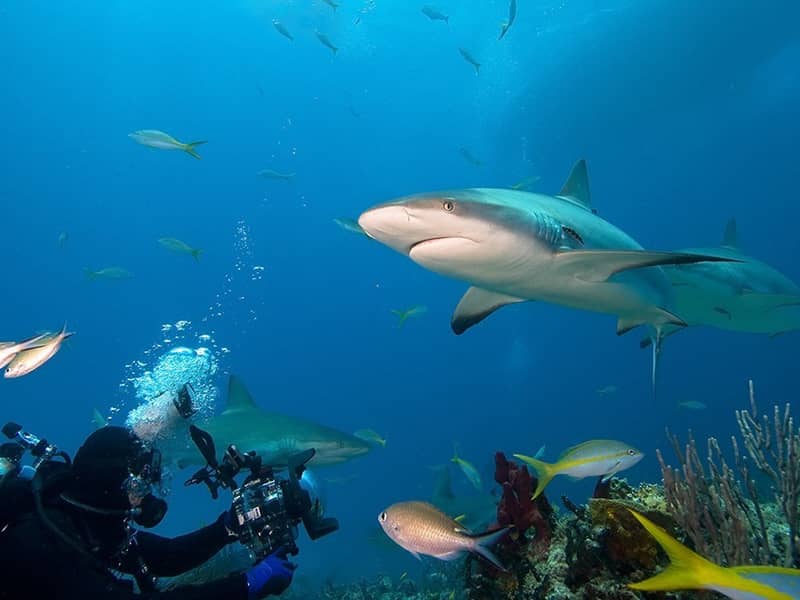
[[558, 159, 592, 211], [224, 375, 259, 414], [721, 218, 739, 249], [558, 250, 737, 283], [451, 287, 526, 335]]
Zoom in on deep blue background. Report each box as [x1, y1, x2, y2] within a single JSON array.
[[2, 0, 799, 585]]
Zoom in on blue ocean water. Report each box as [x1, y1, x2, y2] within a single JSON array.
[[2, 0, 799, 589]]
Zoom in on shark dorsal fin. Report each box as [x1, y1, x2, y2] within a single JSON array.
[[721, 218, 739, 249], [558, 159, 592, 211], [224, 375, 259, 414]]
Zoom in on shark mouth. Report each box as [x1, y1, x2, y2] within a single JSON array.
[[408, 236, 475, 254]]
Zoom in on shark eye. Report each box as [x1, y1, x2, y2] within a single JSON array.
[[442, 200, 455, 212], [379, 512, 387, 522]]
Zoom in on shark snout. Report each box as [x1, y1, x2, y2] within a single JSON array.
[[358, 203, 430, 255]]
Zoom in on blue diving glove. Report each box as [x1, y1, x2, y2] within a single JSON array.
[[245, 546, 297, 599]]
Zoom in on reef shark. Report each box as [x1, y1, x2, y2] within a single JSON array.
[[646, 219, 800, 341], [358, 161, 736, 388], [158, 375, 371, 469]]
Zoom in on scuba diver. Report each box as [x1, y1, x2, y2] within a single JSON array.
[[0, 425, 296, 599]]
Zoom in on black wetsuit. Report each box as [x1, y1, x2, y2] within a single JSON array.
[[0, 498, 249, 599]]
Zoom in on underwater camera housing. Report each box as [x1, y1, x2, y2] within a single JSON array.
[[184, 424, 338, 561], [1, 422, 71, 476]]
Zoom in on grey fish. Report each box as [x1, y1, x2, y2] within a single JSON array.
[[315, 31, 338, 54], [272, 20, 293, 41], [4, 325, 74, 379], [83, 266, 133, 280], [158, 237, 202, 262], [458, 48, 480, 74], [678, 400, 707, 411], [128, 130, 207, 160], [498, 0, 517, 40], [422, 6, 449, 23], [258, 168, 295, 180], [378, 501, 507, 569], [157, 375, 371, 468], [358, 160, 737, 393]]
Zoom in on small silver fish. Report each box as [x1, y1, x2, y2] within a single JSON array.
[[4, 325, 74, 379], [315, 31, 338, 54], [354, 428, 387, 447], [378, 501, 507, 569], [57, 232, 69, 248], [128, 130, 207, 160], [458, 48, 480, 74], [422, 6, 449, 23], [272, 20, 293, 41], [333, 217, 369, 237], [258, 168, 295, 180], [83, 266, 134, 280]]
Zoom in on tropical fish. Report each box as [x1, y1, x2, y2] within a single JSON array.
[[627, 509, 800, 599], [128, 130, 207, 160], [57, 232, 69, 248], [272, 20, 293, 41], [333, 217, 369, 237], [83, 266, 133, 280], [459, 147, 482, 166], [0, 335, 49, 370], [378, 501, 507, 570], [4, 325, 74, 379], [157, 375, 371, 468], [498, 0, 517, 40], [390, 305, 427, 327], [451, 446, 482, 490], [514, 439, 643, 499], [354, 428, 387, 447], [678, 399, 707, 410], [510, 175, 541, 191], [158, 237, 202, 262], [421, 6, 449, 23], [357, 160, 736, 394], [258, 168, 295, 180], [315, 31, 338, 54], [321, 0, 339, 11], [458, 48, 480, 74], [92, 408, 108, 429]]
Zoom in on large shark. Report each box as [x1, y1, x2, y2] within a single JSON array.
[[649, 219, 800, 340], [358, 161, 735, 386], [158, 375, 371, 469]]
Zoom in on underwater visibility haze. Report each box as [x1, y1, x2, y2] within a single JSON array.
[[2, 1, 800, 598]]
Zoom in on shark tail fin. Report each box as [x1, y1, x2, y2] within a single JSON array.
[[512, 454, 555, 500], [468, 527, 509, 571], [183, 141, 207, 160], [627, 509, 722, 592], [558, 159, 591, 210], [722, 218, 738, 249]]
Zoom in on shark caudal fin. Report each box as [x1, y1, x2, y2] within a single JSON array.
[[451, 287, 526, 335], [627, 509, 728, 592], [558, 159, 592, 211], [512, 454, 555, 500], [183, 140, 207, 160]]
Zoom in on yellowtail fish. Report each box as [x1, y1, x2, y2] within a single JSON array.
[[57, 232, 69, 248], [83, 266, 133, 280], [391, 305, 427, 327], [498, 0, 517, 40], [458, 48, 480, 74], [92, 408, 108, 429], [128, 130, 207, 160], [354, 428, 387, 447], [333, 217, 369, 237], [378, 501, 507, 570], [510, 175, 541, 191], [514, 439, 643, 499], [315, 31, 338, 54], [421, 6, 449, 23], [258, 168, 295, 180], [451, 446, 482, 490], [272, 20, 293, 41], [4, 325, 74, 379], [459, 147, 482, 166], [322, 0, 339, 11], [627, 509, 800, 599], [158, 237, 202, 262], [0, 335, 49, 370]]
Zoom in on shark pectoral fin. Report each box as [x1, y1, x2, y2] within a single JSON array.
[[557, 159, 592, 211], [558, 250, 737, 283], [451, 287, 526, 335]]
